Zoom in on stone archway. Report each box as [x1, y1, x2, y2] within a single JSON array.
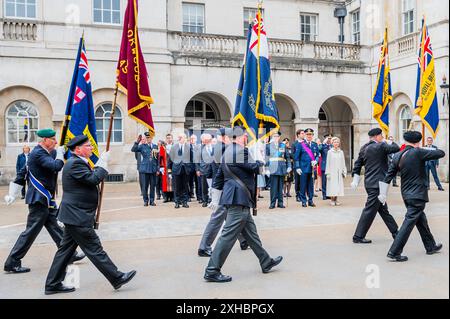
[[318, 96, 357, 169], [274, 93, 299, 142]]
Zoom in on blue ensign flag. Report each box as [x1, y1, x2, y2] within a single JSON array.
[[62, 37, 99, 166]]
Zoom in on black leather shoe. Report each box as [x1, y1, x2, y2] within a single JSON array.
[[202, 202, 208, 207], [68, 251, 85, 264], [113, 270, 137, 290], [427, 243, 443, 255], [240, 242, 249, 251], [269, 205, 275, 209], [438, 188, 445, 191], [149, 202, 156, 206], [308, 202, 316, 207], [204, 273, 232, 283], [45, 284, 76, 295], [144, 202, 149, 207], [353, 237, 372, 244], [163, 199, 169, 203], [182, 203, 189, 208], [198, 249, 212, 257], [387, 252, 408, 262], [277, 205, 286, 209], [4, 266, 30, 274], [302, 203, 307, 207], [262, 256, 283, 273], [175, 203, 180, 209]]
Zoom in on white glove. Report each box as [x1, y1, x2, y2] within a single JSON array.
[[4, 182, 23, 206], [159, 167, 165, 174], [296, 168, 303, 176], [286, 167, 292, 174], [56, 146, 66, 161], [95, 151, 111, 171], [208, 188, 222, 211], [351, 174, 361, 190], [377, 181, 390, 205], [168, 174, 172, 180], [311, 160, 318, 167]]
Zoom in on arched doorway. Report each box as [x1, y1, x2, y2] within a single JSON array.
[[274, 94, 298, 142], [318, 96, 356, 169], [184, 92, 231, 135]]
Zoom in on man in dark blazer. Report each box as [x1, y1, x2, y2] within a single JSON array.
[[16, 145, 31, 199], [4, 128, 84, 274], [197, 133, 214, 207], [424, 137, 444, 191], [44, 135, 136, 295], [168, 133, 193, 208], [204, 127, 283, 283], [379, 131, 445, 261], [351, 128, 400, 244]]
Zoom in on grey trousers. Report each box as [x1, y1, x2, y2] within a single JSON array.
[[205, 206, 271, 275], [199, 205, 246, 252]]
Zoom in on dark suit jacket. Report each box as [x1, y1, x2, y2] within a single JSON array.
[[424, 145, 440, 167], [168, 143, 194, 176], [58, 156, 108, 227], [319, 143, 332, 172], [15, 145, 64, 206], [16, 153, 27, 174], [353, 141, 399, 189], [384, 146, 445, 202], [196, 144, 215, 178], [212, 143, 263, 208]]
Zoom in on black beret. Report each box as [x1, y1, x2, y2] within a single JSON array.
[[368, 128, 383, 137], [403, 131, 422, 144], [144, 132, 151, 137], [324, 134, 333, 138], [67, 135, 89, 150], [305, 128, 314, 134]]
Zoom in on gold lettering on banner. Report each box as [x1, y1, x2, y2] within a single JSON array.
[[119, 60, 128, 74]]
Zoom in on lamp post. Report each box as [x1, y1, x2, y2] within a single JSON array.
[[334, 5, 347, 58], [440, 75, 449, 107]]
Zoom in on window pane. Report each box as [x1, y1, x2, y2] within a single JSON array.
[[96, 119, 103, 130], [103, 10, 111, 23], [94, 0, 101, 10], [112, 11, 120, 24], [103, 0, 111, 10], [113, 131, 122, 142], [112, 0, 120, 10], [27, 4, 36, 17], [17, 3, 26, 17], [186, 111, 194, 118], [97, 131, 105, 143], [6, 2, 15, 16], [7, 118, 17, 130], [114, 119, 122, 130], [94, 9, 102, 22], [9, 131, 18, 144]]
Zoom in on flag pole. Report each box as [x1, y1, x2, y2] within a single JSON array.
[[95, 82, 119, 230]]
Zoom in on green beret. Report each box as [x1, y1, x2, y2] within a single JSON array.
[[37, 128, 56, 138]]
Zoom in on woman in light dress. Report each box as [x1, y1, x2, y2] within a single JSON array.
[[325, 137, 347, 206]]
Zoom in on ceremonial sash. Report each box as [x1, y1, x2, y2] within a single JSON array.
[[28, 170, 57, 209], [301, 142, 316, 162]]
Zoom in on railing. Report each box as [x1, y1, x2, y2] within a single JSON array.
[[313, 42, 361, 61], [171, 32, 362, 62], [2, 19, 37, 41], [393, 32, 418, 56]]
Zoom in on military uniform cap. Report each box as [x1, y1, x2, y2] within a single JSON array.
[[305, 128, 314, 134], [67, 135, 89, 151], [368, 128, 383, 137], [403, 131, 422, 144], [324, 133, 333, 138], [37, 128, 56, 138]]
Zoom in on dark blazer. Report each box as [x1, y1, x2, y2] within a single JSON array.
[[58, 156, 108, 227], [168, 143, 194, 176], [131, 142, 159, 174], [353, 140, 399, 189], [384, 146, 445, 202], [212, 143, 263, 208], [319, 143, 332, 172], [265, 142, 291, 176], [15, 145, 64, 206], [293, 141, 320, 173], [16, 153, 28, 174], [197, 144, 215, 178]]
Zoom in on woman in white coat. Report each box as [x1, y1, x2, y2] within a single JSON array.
[[325, 137, 347, 206]]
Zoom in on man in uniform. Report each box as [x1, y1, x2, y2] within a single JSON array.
[[44, 135, 136, 294], [378, 131, 445, 261], [351, 128, 400, 244], [291, 129, 305, 202], [131, 132, 160, 206], [319, 134, 333, 200], [169, 133, 193, 208], [266, 131, 292, 209], [197, 133, 214, 207], [204, 126, 283, 282], [424, 137, 444, 191], [197, 128, 248, 257], [294, 128, 320, 207], [4, 128, 84, 273]]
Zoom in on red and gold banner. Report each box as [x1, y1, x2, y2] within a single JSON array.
[[117, 0, 154, 133]]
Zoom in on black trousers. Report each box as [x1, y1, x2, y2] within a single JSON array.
[[156, 174, 162, 198], [189, 171, 202, 200], [294, 171, 301, 199], [426, 163, 443, 189], [389, 199, 436, 255], [173, 170, 189, 204], [270, 175, 284, 206], [45, 225, 123, 289], [141, 173, 157, 204], [321, 170, 327, 199], [353, 188, 399, 240], [5, 202, 63, 268], [201, 175, 210, 203], [138, 172, 144, 195]]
